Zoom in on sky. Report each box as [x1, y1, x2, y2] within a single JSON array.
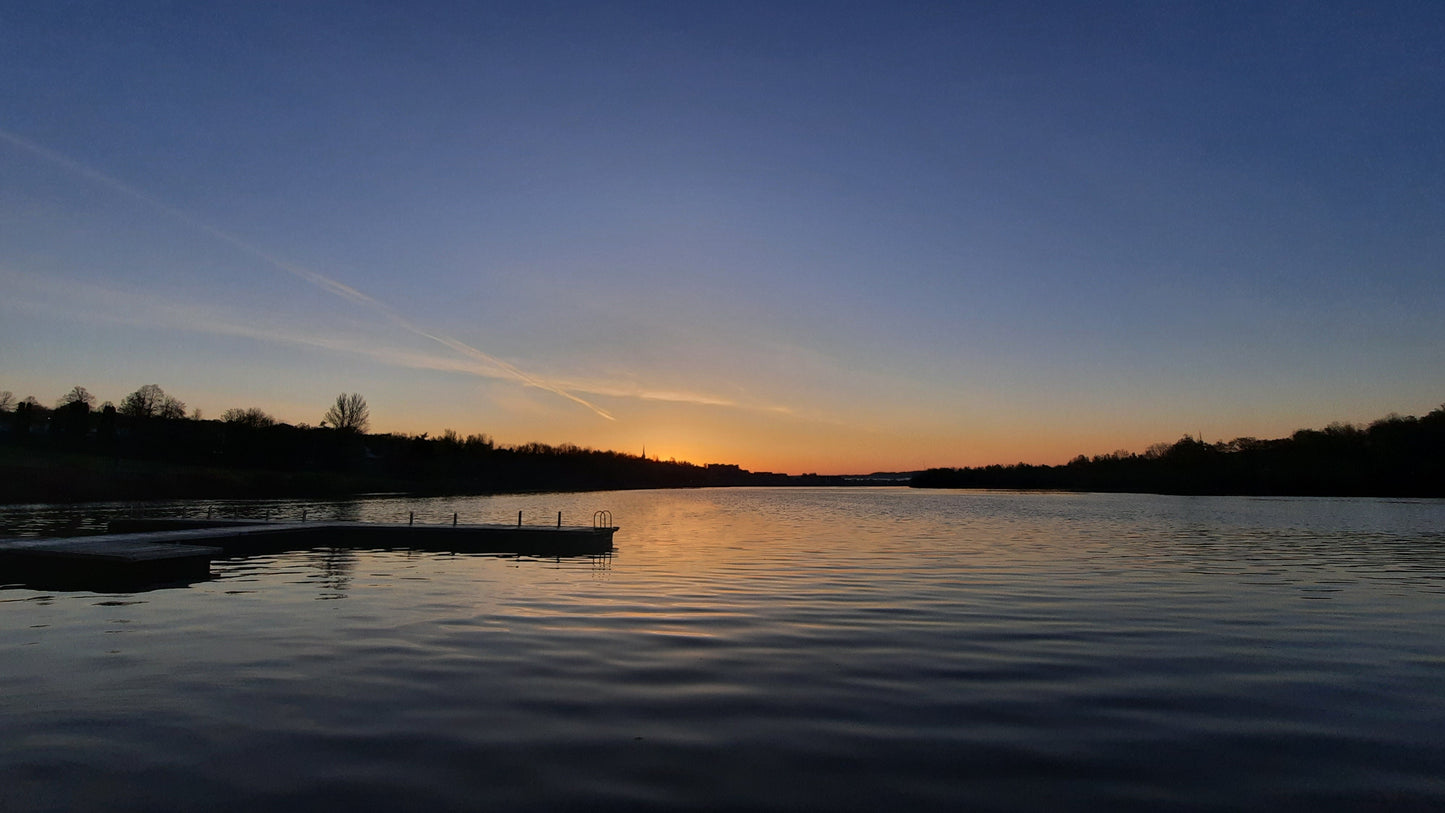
[[1, 1, 1442, 474]]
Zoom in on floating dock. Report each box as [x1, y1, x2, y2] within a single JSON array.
[[0, 531, 221, 589], [0, 515, 617, 590], [107, 517, 618, 556]]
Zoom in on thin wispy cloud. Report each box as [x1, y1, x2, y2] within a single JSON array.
[[0, 127, 615, 420], [556, 381, 768, 411], [2, 266, 804, 417]]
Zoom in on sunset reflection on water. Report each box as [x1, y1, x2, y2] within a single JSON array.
[[3, 488, 1445, 811]]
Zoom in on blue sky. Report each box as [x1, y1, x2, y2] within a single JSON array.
[[2, 1, 1441, 473]]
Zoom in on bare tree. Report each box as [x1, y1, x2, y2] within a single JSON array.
[[56, 386, 96, 409], [158, 395, 188, 420], [0, 391, 13, 412], [119, 384, 185, 418], [322, 393, 369, 433], [222, 407, 277, 429], [119, 384, 162, 417]]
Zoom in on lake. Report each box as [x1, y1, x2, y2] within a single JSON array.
[[2, 488, 1444, 811]]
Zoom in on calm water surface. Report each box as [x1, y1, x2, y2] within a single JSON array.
[[2, 488, 1444, 811]]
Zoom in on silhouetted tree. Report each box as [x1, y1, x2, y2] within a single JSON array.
[[11, 397, 43, 438], [0, 391, 14, 412], [56, 386, 96, 409], [51, 397, 92, 442], [322, 393, 369, 433], [97, 403, 117, 447], [159, 395, 187, 419], [914, 407, 1445, 497], [120, 384, 174, 418], [222, 407, 277, 428]]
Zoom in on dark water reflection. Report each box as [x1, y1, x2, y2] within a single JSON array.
[[3, 489, 1445, 811]]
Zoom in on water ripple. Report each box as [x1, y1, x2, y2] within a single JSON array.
[[2, 490, 1444, 810]]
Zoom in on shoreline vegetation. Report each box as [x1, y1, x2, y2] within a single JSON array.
[[0, 387, 896, 505], [913, 404, 1445, 498], [2, 386, 1442, 503]]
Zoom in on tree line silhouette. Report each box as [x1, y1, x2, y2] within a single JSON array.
[[0, 385, 844, 503], [912, 405, 1445, 497]]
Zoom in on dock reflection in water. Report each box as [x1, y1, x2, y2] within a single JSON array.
[[2, 488, 1444, 811]]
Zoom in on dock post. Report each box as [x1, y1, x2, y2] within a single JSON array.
[[409, 512, 414, 526], [266, 508, 271, 522], [557, 511, 562, 528], [518, 510, 522, 527], [453, 512, 458, 527], [207, 507, 213, 519], [302, 509, 307, 523]]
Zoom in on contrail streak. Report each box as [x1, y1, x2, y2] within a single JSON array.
[[0, 127, 615, 420]]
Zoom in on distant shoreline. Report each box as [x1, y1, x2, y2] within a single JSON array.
[[912, 404, 1445, 499], [1, 399, 897, 505], [5, 402, 1441, 504], [0, 446, 902, 506]]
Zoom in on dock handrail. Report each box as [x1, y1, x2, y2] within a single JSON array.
[[593, 510, 614, 530]]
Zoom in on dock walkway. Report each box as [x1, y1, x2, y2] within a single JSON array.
[[1, 516, 617, 589]]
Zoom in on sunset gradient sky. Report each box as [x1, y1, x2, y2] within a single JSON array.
[[3, 2, 1442, 474]]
